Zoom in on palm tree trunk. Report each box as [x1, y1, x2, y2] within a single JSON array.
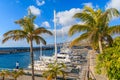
[[63, 74, 66, 80], [98, 38, 103, 53], [3, 76, 4, 80], [55, 74, 57, 80], [87, 53, 90, 80], [54, 77, 57, 80], [30, 39, 35, 80]]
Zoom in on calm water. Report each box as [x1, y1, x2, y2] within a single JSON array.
[[0, 49, 54, 69]]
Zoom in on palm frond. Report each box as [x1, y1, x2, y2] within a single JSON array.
[[2, 35, 27, 43], [11, 69, 24, 79], [74, 12, 96, 25], [68, 24, 90, 36], [2, 36, 15, 43], [33, 27, 53, 35], [107, 25, 120, 34], [83, 6, 102, 23], [3, 30, 27, 37], [15, 17, 35, 32], [90, 30, 99, 43], [98, 8, 119, 29], [27, 9, 36, 22], [96, 9, 102, 17], [83, 6, 95, 15], [0, 70, 10, 77], [102, 8, 120, 21], [31, 16, 36, 22], [15, 19, 27, 30], [33, 36, 46, 45], [98, 14, 109, 30], [43, 62, 67, 80], [70, 32, 90, 47]]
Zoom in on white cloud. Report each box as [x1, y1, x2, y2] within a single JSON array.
[[52, 27, 69, 36], [34, 24, 39, 29], [28, 5, 41, 16], [82, 2, 94, 8], [105, 0, 120, 11], [54, 8, 82, 36], [41, 21, 51, 28], [0, 36, 29, 47], [36, 0, 45, 6], [82, 2, 99, 10], [105, 0, 120, 20], [56, 8, 81, 26]]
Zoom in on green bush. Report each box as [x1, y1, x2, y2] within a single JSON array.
[[96, 37, 120, 80]]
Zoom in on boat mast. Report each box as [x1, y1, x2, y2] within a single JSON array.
[[61, 28, 64, 48], [40, 43, 42, 60], [54, 10, 57, 61]]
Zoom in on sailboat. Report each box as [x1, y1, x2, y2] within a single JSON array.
[[28, 10, 72, 71], [41, 10, 72, 63]]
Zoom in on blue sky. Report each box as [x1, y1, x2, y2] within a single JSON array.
[[0, 0, 120, 47]]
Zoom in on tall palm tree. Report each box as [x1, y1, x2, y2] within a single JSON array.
[[10, 69, 24, 80], [69, 6, 120, 53], [0, 70, 10, 80], [43, 62, 67, 80], [2, 13, 53, 80]]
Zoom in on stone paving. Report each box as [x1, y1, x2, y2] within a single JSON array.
[[18, 75, 45, 80], [0, 75, 45, 80], [89, 50, 107, 80]]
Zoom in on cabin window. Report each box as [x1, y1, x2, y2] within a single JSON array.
[[57, 57, 65, 59]]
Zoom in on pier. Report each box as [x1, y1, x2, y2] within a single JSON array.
[[0, 47, 53, 54], [0, 43, 62, 54]]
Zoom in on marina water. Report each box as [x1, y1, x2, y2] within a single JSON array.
[[0, 49, 55, 69]]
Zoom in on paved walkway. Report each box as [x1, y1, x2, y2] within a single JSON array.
[[88, 50, 107, 80], [0, 75, 45, 80], [78, 63, 88, 80], [18, 75, 45, 80]]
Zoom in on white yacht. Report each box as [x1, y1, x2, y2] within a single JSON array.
[[29, 43, 72, 71], [41, 51, 71, 64], [30, 61, 48, 71], [28, 51, 72, 71], [41, 42, 72, 63]]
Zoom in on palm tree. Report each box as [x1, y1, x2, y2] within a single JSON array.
[[10, 69, 24, 80], [69, 6, 120, 53], [43, 62, 67, 80], [2, 12, 53, 80], [0, 70, 10, 80]]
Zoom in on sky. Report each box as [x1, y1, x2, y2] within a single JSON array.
[[0, 0, 120, 47]]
